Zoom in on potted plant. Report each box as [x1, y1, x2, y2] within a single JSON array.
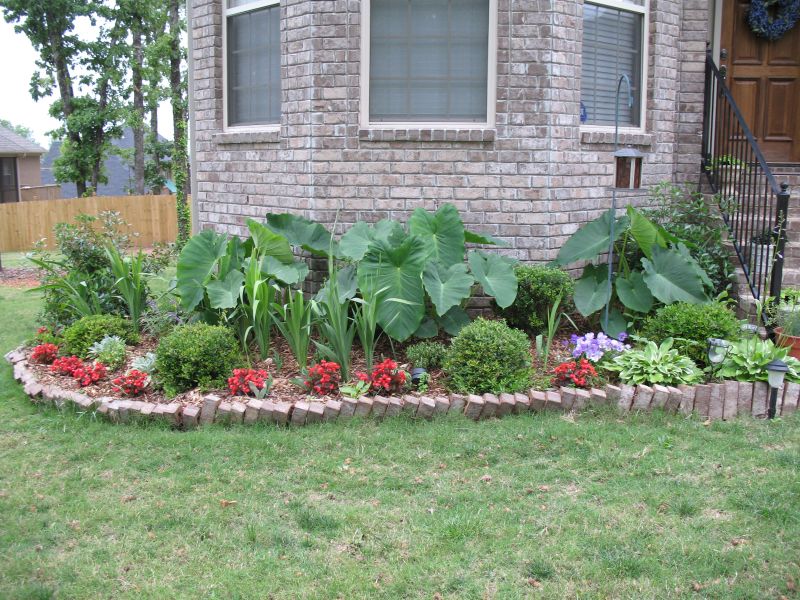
[[748, 228, 775, 281], [771, 288, 800, 359]]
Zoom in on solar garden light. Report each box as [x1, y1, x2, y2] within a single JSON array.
[[706, 338, 731, 369], [766, 359, 788, 419]]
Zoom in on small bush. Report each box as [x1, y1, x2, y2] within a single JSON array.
[[639, 302, 740, 366], [494, 265, 574, 334], [443, 318, 532, 394], [155, 323, 239, 395], [62, 315, 138, 358], [87, 335, 127, 371], [405, 341, 447, 370]]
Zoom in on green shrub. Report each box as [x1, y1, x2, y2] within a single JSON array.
[[63, 315, 138, 358], [155, 323, 239, 395], [639, 302, 740, 366], [443, 318, 532, 394], [494, 265, 574, 334], [717, 337, 800, 383], [605, 338, 702, 386], [87, 335, 127, 370], [405, 341, 447, 370]]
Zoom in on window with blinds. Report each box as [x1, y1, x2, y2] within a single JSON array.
[[0, 157, 18, 203], [369, 0, 491, 123], [581, 2, 644, 127], [226, 1, 281, 127]]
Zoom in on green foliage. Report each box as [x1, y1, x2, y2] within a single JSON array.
[[131, 351, 157, 375], [106, 244, 149, 333], [140, 296, 186, 338], [313, 261, 356, 381], [639, 302, 742, 366], [271, 205, 516, 342], [535, 293, 576, 371], [352, 287, 382, 373], [87, 335, 127, 370], [494, 265, 574, 334], [644, 183, 734, 295], [155, 323, 239, 395], [63, 315, 137, 358], [443, 318, 532, 394], [605, 338, 703, 386], [405, 341, 447, 370], [717, 338, 800, 383], [273, 289, 316, 371], [554, 204, 713, 337]]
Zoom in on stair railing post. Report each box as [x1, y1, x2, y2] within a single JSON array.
[[768, 183, 791, 306]]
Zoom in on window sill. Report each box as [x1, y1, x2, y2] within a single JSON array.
[[358, 128, 495, 143], [213, 130, 280, 145], [580, 130, 653, 146]]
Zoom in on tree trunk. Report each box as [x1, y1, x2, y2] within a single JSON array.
[[132, 26, 146, 195], [49, 28, 87, 197], [150, 103, 161, 194]]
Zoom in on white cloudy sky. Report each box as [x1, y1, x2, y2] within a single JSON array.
[[0, 18, 173, 148]]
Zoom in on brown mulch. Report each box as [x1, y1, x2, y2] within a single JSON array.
[[23, 333, 449, 408], [0, 267, 41, 289]]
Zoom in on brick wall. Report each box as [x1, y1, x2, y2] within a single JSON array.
[[190, 0, 710, 263]]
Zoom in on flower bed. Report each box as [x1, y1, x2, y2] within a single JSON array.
[[7, 347, 798, 428]]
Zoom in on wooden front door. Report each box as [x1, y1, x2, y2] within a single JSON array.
[[721, 0, 800, 163]]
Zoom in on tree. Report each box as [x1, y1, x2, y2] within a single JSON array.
[[0, 119, 36, 143], [168, 0, 190, 247]]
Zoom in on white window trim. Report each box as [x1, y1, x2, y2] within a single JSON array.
[[359, 0, 498, 130], [223, 0, 281, 132], [579, 0, 649, 135]]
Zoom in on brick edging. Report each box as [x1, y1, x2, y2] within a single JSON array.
[[6, 348, 798, 428]]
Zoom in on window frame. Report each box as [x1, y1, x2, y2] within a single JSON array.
[[579, 0, 649, 134], [223, 0, 282, 132], [360, 0, 498, 130]]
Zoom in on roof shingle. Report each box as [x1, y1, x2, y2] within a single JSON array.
[[0, 125, 46, 155]]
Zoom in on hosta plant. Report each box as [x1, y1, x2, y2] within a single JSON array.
[[604, 338, 702, 386], [717, 337, 800, 383], [553, 205, 713, 337]]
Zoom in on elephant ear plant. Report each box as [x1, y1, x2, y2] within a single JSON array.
[[267, 204, 519, 342], [553, 205, 713, 337]]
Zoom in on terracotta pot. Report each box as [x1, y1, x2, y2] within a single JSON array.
[[775, 327, 800, 360]]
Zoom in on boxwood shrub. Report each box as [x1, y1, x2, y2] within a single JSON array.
[[639, 302, 741, 366], [155, 323, 239, 395], [62, 315, 138, 358], [443, 318, 532, 394], [493, 265, 574, 334]]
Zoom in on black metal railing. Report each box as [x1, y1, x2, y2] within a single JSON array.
[[701, 51, 791, 304]]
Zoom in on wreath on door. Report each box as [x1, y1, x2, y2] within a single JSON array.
[[747, 0, 800, 41]]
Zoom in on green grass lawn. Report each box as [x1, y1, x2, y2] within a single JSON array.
[[0, 287, 798, 599]]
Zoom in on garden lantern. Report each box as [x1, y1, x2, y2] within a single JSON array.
[[614, 146, 645, 189], [706, 338, 731, 367], [766, 359, 788, 419], [740, 323, 759, 339]]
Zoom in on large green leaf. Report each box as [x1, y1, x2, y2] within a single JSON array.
[[339, 222, 374, 261], [357, 236, 428, 342], [413, 317, 439, 339], [574, 263, 612, 316], [176, 229, 229, 311], [464, 229, 508, 247], [627, 206, 667, 259], [467, 251, 518, 309], [265, 213, 337, 257], [408, 204, 465, 267], [260, 255, 309, 286], [437, 306, 471, 336], [601, 306, 628, 339], [615, 271, 653, 313], [422, 262, 475, 317], [247, 219, 294, 264], [641, 245, 710, 305], [554, 209, 628, 266], [206, 269, 245, 310]]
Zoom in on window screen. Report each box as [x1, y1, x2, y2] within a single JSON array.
[[581, 2, 643, 127], [227, 4, 281, 127], [369, 0, 490, 123], [0, 157, 18, 203]]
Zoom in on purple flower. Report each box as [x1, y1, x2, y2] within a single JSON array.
[[569, 332, 630, 362]]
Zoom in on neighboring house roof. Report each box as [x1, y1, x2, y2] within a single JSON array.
[[0, 125, 46, 155], [41, 127, 168, 199]]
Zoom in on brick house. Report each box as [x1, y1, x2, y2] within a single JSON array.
[[187, 0, 799, 271]]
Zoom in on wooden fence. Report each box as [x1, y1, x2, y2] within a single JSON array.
[[0, 194, 181, 251]]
